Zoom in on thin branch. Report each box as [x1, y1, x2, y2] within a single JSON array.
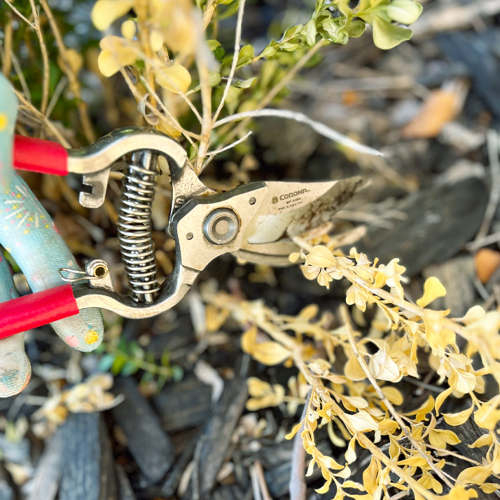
[[45, 76, 67, 120], [14, 89, 70, 147], [212, 0, 246, 123], [474, 129, 500, 241], [28, 0, 50, 115], [213, 109, 382, 157], [10, 51, 31, 101], [250, 463, 263, 500], [194, 49, 213, 172], [289, 390, 310, 500], [201, 131, 252, 171], [2, 14, 13, 77], [356, 434, 441, 500], [202, 0, 218, 30], [250, 461, 272, 500], [258, 39, 327, 110], [123, 40, 203, 124], [340, 305, 454, 490], [40, 0, 96, 143], [3, 0, 35, 28], [120, 68, 199, 145], [221, 39, 327, 146], [425, 444, 482, 466], [467, 230, 500, 251], [139, 76, 201, 143]]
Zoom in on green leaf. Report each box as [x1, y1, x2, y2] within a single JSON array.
[[282, 24, 303, 41], [98, 354, 116, 372], [280, 42, 300, 51], [141, 371, 155, 384], [304, 20, 317, 46], [121, 361, 139, 377], [347, 20, 366, 38], [237, 44, 255, 67], [161, 350, 171, 367], [385, 0, 423, 24], [372, 16, 412, 49], [218, 1, 240, 20], [157, 374, 169, 390], [260, 45, 276, 59], [214, 46, 226, 61], [111, 355, 127, 375], [259, 60, 279, 89], [319, 17, 348, 44], [172, 365, 184, 382], [129, 341, 144, 360], [224, 86, 242, 114], [3, 251, 20, 272], [206, 40, 221, 51], [209, 71, 222, 86], [233, 77, 256, 89], [117, 338, 128, 352]]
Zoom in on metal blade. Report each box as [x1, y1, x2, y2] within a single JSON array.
[[242, 176, 364, 245]]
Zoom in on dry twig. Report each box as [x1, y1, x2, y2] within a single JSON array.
[[28, 0, 50, 116], [289, 390, 310, 500], [474, 130, 500, 242], [212, 0, 246, 124], [40, 0, 96, 143], [213, 108, 382, 157]]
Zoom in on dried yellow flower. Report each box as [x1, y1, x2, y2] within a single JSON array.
[[91, 0, 134, 31]]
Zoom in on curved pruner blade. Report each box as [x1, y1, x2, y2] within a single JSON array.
[[243, 176, 365, 244], [236, 176, 364, 266]]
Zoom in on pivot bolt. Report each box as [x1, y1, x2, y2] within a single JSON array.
[[203, 209, 239, 245]]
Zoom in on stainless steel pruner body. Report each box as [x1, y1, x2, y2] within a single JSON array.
[[1, 127, 363, 336]]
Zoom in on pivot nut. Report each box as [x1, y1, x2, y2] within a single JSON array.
[[203, 208, 239, 245]]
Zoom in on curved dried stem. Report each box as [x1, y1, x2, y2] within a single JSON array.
[[28, 0, 50, 116], [213, 108, 382, 157], [212, 0, 246, 124]]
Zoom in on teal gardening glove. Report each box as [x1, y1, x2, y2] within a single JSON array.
[[0, 74, 103, 397]]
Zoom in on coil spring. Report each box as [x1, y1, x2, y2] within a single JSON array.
[[118, 151, 160, 303]]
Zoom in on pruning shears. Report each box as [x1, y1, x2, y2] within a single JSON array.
[[0, 127, 363, 338]]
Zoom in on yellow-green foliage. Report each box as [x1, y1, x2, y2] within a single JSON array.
[[205, 241, 500, 499]]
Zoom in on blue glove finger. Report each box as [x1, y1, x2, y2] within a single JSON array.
[[0, 74, 16, 190], [0, 73, 103, 353], [0, 74, 31, 397], [0, 256, 30, 397], [0, 174, 104, 351]]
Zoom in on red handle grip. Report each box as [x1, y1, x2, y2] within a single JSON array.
[[0, 285, 79, 339], [13, 136, 69, 175]]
